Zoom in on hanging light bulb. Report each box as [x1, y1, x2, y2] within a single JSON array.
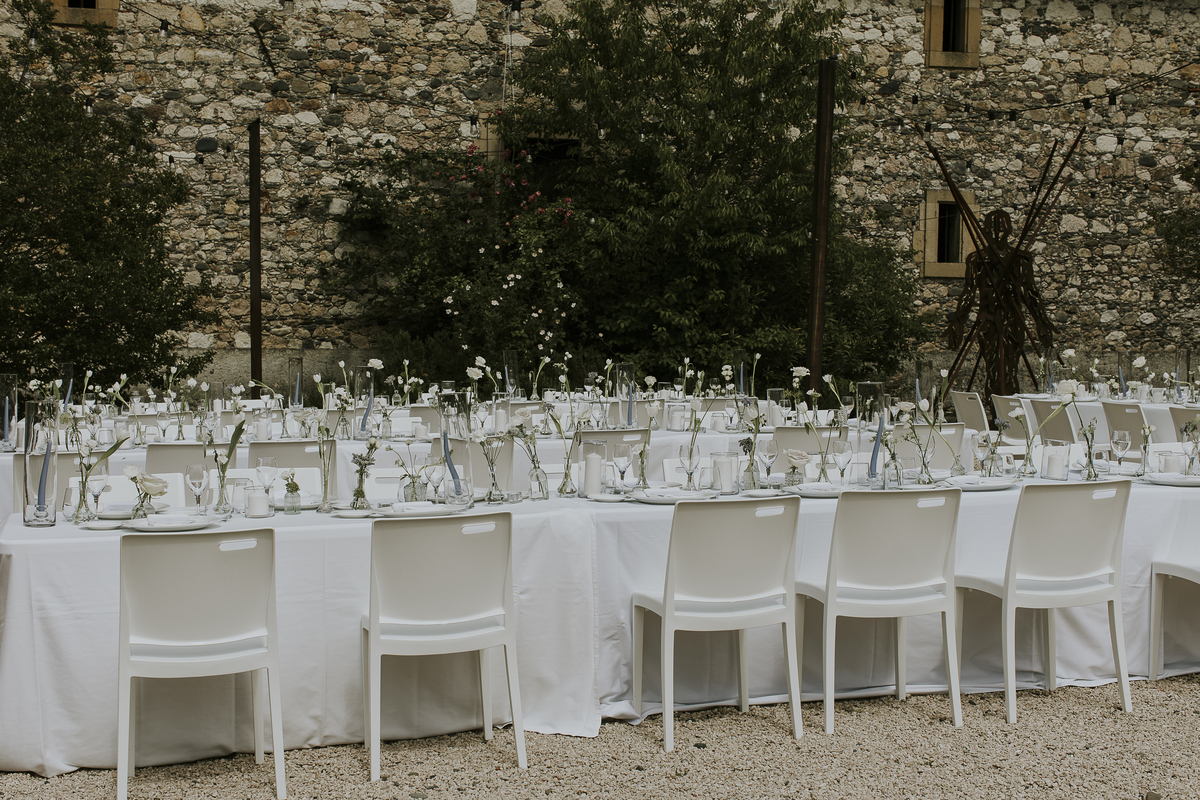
[[330, 84, 339, 101], [767, 0, 779, 9], [85, 96, 94, 115], [28, 29, 37, 49], [159, 20, 169, 40], [509, 0, 522, 26], [598, 120, 607, 140]]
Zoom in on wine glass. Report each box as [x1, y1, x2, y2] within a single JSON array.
[[1110, 430, 1131, 474], [425, 458, 446, 500], [757, 439, 779, 481], [256, 456, 279, 501], [612, 444, 632, 487], [86, 462, 109, 515], [831, 440, 854, 484], [156, 410, 171, 441], [679, 444, 700, 491], [972, 432, 992, 475], [185, 464, 209, 514], [724, 398, 740, 431]]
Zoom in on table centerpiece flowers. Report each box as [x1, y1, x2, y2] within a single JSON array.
[[209, 419, 244, 515], [124, 466, 169, 520], [508, 408, 549, 501], [71, 435, 127, 523], [349, 437, 380, 510]]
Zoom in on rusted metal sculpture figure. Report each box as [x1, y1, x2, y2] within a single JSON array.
[[928, 126, 1085, 403]]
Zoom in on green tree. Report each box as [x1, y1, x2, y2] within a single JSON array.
[[332, 0, 922, 389], [0, 0, 213, 387]]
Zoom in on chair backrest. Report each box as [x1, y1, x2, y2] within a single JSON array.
[[1030, 398, 1078, 443], [1167, 406, 1200, 444], [1101, 401, 1149, 449], [120, 529, 276, 650], [770, 425, 848, 453], [405, 405, 442, 433], [1006, 481, 1131, 589], [447, 436, 516, 491], [891, 423, 965, 470], [145, 442, 208, 477], [663, 497, 800, 610], [570, 429, 651, 464], [828, 488, 961, 595], [366, 467, 410, 503], [369, 512, 512, 627], [128, 412, 195, 430], [990, 395, 1032, 442], [248, 439, 332, 484], [12, 450, 84, 512], [950, 391, 989, 432], [604, 400, 661, 429]]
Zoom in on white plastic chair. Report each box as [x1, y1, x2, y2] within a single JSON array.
[[144, 442, 208, 477], [1100, 400, 1148, 458], [956, 481, 1133, 723], [448, 436, 516, 492], [771, 425, 848, 454], [632, 496, 803, 752], [990, 395, 1033, 444], [1030, 398, 1078, 444], [1149, 499, 1200, 680], [117, 529, 285, 800], [950, 390, 989, 433], [892, 422, 965, 471], [1167, 406, 1200, 444], [571, 429, 651, 466], [363, 512, 525, 778], [797, 488, 963, 734]]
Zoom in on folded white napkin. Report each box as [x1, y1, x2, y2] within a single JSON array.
[[390, 501, 437, 513]]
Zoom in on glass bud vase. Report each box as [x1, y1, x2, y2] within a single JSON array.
[[283, 491, 302, 515], [882, 456, 904, 490], [528, 466, 550, 501], [23, 400, 57, 527], [556, 468, 576, 498], [785, 467, 804, 487], [130, 494, 152, 520], [212, 471, 233, 516]]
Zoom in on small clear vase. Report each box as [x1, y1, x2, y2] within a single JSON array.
[[72, 483, 97, 524], [815, 457, 832, 484], [742, 461, 759, 491], [916, 453, 935, 485], [350, 485, 370, 510], [1081, 444, 1101, 482], [785, 467, 803, 487], [335, 412, 351, 440], [529, 466, 550, 501], [556, 469, 576, 497], [1134, 444, 1149, 478], [882, 456, 904, 489], [131, 494, 152, 520], [283, 491, 302, 515], [485, 463, 504, 505], [212, 472, 233, 515]]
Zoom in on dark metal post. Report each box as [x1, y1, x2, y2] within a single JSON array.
[[807, 57, 835, 391], [250, 119, 263, 384]]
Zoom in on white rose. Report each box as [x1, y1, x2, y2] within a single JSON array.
[[186, 378, 197, 388], [691, 398, 702, 412], [792, 366, 810, 378], [1009, 408, 1026, 418], [466, 367, 484, 380], [785, 449, 811, 469], [645, 376, 656, 387], [368, 358, 384, 370], [1062, 349, 1076, 359], [138, 473, 170, 497], [475, 356, 487, 367], [124, 466, 140, 480], [743, 403, 759, 419], [1133, 356, 1146, 369]]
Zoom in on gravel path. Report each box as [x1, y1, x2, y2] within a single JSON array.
[[3, 676, 1196, 799]]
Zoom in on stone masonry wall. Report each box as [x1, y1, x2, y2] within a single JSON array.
[[840, 0, 1200, 377], [2, 0, 1198, 383]]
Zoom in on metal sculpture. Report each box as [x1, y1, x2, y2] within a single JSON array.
[[927, 126, 1084, 403]]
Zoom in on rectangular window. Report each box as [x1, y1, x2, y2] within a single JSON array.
[[925, 0, 980, 69], [53, 0, 116, 26], [916, 189, 977, 278], [936, 203, 962, 263]]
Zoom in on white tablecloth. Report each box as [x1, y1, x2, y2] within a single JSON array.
[[4, 482, 1200, 776]]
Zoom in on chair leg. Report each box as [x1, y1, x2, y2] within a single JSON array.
[[266, 664, 287, 799], [894, 617, 907, 701], [502, 642, 528, 769], [368, 648, 382, 782], [117, 673, 132, 800], [1002, 601, 1017, 724], [822, 609, 836, 735], [128, 675, 137, 775], [954, 588, 965, 670], [662, 625, 675, 752], [254, 667, 266, 764], [795, 595, 806, 696], [1149, 573, 1165, 681], [1044, 608, 1057, 692], [479, 647, 494, 741], [361, 629, 370, 751], [781, 620, 803, 739], [736, 629, 749, 713], [942, 609, 963, 727], [632, 604, 644, 717], [1108, 598, 1133, 713]]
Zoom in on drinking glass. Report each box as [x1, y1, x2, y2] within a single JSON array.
[[425, 458, 446, 500], [612, 444, 632, 487], [757, 439, 779, 480], [256, 456, 279, 500], [185, 464, 209, 513], [831, 440, 854, 484], [972, 432, 992, 474], [156, 410, 171, 441], [87, 462, 109, 513], [724, 398, 740, 431], [96, 428, 116, 447], [445, 477, 473, 510], [679, 444, 700, 491], [1110, 430, 1131, 473]]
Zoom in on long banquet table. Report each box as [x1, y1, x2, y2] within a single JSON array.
[[3, 479, 1200, 777]]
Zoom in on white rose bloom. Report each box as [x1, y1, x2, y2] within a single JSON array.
[[124, 466, 141, 480], [475, 356, 487, 367], [785, 449, 811, 469], [744, 403, 759, 419], [1010, 408, 1026, 418], [1062, 349, 1075, 359], [645, 376, 656, 387], [1133, 356, 1146, 369], [897, 401, 916, 414], [792, 366, 810, 378], [466, 367, 484, 380], [187, 378, 197, 388], [368, 358, 384, 370], [691, 398, 702, 412], [139, 473, 170, 497]]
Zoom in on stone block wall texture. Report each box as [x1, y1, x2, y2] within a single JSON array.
[[2, 0, 1198, 380]]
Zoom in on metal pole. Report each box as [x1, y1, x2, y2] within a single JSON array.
[[807, 57, 835, 392], [250, 119, 263, 384]]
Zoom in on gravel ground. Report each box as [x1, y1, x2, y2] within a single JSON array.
[[3, 676, 1197, 799]]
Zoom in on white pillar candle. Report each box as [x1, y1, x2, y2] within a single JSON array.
[[256, 420, 270, 442], [713, 456, 734, 493], [413, 422, 428, 439], [1045, 454, 1066, 480], [583, 452, 603, 498], [247, 490, 271, 517], [495, 409, 507, 432], [670, 411, 685, 431]]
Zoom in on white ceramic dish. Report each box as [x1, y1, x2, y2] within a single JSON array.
[[943, 476, 1019, 492], [589, 494, 629, 503], [332, 509, 374, 519], [742, 488, 783, 498], [79, 520, 126, 531], [631, 489, 718, 505], [1144, 472, 1200, 488], [783, 483, 848, 498], [377, 502, 453, 517], [124, 516, 216, 533], [97, 500, 169, 520]]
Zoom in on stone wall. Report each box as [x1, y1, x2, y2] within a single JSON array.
[[839, 0, 1200, 377], [3, 0, 1198, 384]]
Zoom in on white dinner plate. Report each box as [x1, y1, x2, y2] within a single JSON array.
[[376, 502, 454, 517], [784, 483, 848, 498], [1144, 472, 1200, 488], [79, 520, 126, 531], [742, 488, 783, 498], [889, 483, 946, 491], [631, 489, 718, 505], [589, 494, 629, 503], [123, 516, 217, 533], [333, 509, 374, 519], [943, 476, 1019, 492]]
